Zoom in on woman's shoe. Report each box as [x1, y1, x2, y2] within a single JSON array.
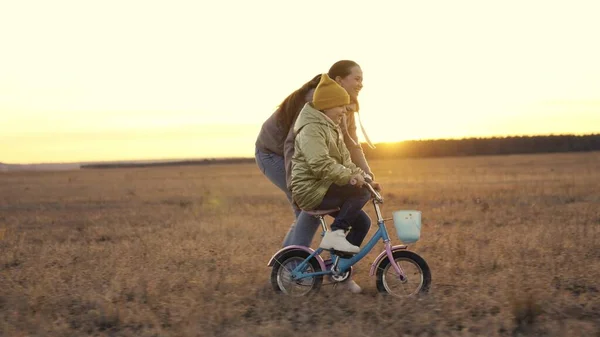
[[343, 278, 362, 294]]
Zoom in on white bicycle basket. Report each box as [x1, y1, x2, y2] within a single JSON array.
[[392, 210, 422, 244]]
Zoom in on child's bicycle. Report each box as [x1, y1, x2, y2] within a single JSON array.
[[267, 182, 431, 297]]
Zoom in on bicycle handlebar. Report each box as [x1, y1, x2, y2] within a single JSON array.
[[365, 182, 384, 203], [350, 177, 383, 203]]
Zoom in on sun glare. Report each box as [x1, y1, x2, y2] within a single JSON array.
[[1, 1, 599, 163]]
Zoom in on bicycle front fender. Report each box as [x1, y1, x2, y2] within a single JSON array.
[[369, 245, 408, 276], [267, 245, 327, 271]]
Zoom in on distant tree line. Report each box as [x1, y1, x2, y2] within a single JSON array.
[[81, 134, 600, 169], [362, 134, 600, 160], [81, 158, 254, 169]]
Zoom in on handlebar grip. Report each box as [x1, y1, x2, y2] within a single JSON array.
[[365, 183, 376, 194], [365, 182, 384, 203]]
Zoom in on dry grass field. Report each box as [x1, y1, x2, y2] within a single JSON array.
[[1, 152, 599, 337]]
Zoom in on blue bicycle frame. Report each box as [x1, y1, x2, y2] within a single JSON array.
[[289, 184, 407, 281]]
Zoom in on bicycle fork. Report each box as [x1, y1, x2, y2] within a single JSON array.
[[384, 240, 407, 282]]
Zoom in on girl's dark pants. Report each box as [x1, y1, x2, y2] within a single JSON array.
[[317, 183, 372, 247]]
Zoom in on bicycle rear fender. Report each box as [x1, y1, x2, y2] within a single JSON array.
[[267, 245, 327, 271], [369, 245, 408, 276]]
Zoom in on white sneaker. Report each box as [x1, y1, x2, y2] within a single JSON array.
[[319, 230, 360, 254], [343, 279, 362, 294]]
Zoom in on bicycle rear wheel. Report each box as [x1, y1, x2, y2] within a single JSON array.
[[375, 250, 431, 297], [270, 250, 323, 296]]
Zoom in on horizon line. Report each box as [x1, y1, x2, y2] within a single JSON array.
[[2, 133, 599, 166]]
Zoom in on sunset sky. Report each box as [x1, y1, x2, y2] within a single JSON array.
[[1, 0, 599, 164]]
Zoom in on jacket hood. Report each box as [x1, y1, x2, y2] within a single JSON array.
[[293, 103, 338, 134]]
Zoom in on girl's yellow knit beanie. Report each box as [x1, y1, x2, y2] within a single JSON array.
[[312, 74, 350, 111]]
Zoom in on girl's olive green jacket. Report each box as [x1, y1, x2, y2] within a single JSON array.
[[290, 103, 364, 210]]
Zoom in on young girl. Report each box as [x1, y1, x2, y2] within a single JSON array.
[[290, 73, 374, 254]]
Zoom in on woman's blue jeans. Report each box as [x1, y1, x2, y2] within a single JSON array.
[[255, 148, 320, 247]]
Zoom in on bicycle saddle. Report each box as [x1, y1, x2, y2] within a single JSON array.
[[303, 208, 340, 216]]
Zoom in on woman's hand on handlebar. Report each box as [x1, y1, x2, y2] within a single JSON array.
[[363, 174, 381, 190]]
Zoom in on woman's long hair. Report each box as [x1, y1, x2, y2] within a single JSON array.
[[276, 60, 361, 132], [328, 60, 359, 82], [276, 74, 322, 132]]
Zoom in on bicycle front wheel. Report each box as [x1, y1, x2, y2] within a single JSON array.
[[375, 250, 431, 297]]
